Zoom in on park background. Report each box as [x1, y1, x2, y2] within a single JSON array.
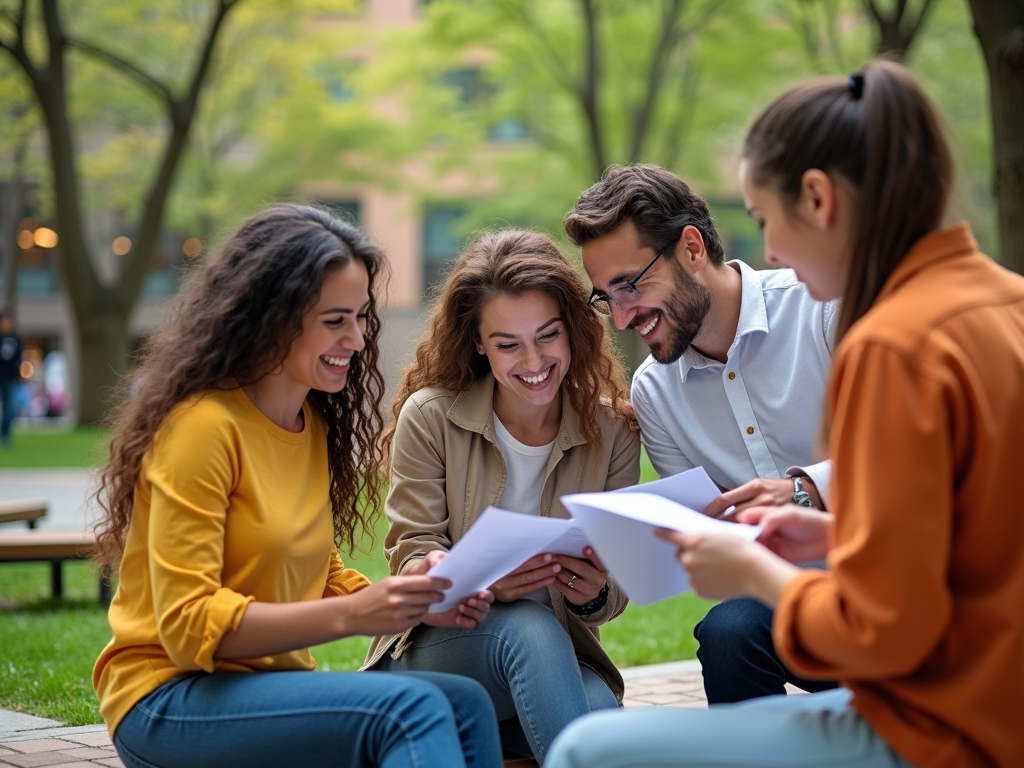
[[0, 0, 1019, 728]]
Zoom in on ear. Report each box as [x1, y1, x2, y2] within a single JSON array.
[[798, 169, 837, 229], [474, 337, 485, 355], [677, 225, 709, 274]]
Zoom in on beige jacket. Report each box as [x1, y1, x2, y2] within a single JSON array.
[[363, 374, 641, 701]]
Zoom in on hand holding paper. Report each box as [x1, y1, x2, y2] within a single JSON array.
[[561, 486, 762, 607], [425, 508, 590, 612]]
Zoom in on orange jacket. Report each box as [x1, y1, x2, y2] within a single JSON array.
[[774, 224, 1024, 768]]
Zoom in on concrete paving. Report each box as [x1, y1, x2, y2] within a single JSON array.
[[0, 469, 98, 533]]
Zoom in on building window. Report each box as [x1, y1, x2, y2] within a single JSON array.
[[422, 203, 466, 296], [439, 67, 528, 142]]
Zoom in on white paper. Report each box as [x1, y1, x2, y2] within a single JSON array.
[[612, 466, 723, 511], [562, 488, 761, 607], [426, 507, 590, 612]]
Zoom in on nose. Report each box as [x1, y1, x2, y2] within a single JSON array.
[[523, 343, 543, 372], [609, 303, 636, 332], [345, 320, 367, 353], [764, 249, 781, 266]]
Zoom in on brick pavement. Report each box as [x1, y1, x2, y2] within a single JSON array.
[[1, 658, 760, 767]]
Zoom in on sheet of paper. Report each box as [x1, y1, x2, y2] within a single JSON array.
[[561, 491, 761, 607], [612, 466, 722, 511], [426, 507, 590, 612]]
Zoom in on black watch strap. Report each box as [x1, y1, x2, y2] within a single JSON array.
[[564, 583, 610, 616]]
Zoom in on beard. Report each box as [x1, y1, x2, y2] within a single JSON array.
[[634, 261, 711, 365]]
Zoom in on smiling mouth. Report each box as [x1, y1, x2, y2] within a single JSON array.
[[515, 365, 554, 386], [633, 314, 659, 338], [321, 354, 351, 369]]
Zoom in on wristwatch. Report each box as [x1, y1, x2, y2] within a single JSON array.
[[792, 476, 815, 508]]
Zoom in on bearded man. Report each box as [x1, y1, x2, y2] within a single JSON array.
[[564, 163, 838, 704]]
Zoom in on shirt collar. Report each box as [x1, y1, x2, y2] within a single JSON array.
[[678, 260, 768, 379], [874, 223, 978, 304], [446, 372, 586, 448]]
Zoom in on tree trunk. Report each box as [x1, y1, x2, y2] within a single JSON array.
[[75, 303, 131, 426], [968, 0, 1024, 274], [1, 141, 26, 314]]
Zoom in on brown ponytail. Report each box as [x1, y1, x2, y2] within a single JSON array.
[[743, 59, 953, 342]]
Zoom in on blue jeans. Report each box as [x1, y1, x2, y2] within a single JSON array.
[[546, 688, 918, 768], [374, 600, 618, 763], [695, 597, 838, 703], [112, 670, 502, 768]]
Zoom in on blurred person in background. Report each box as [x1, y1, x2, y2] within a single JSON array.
[[0, 308, 23, 447]]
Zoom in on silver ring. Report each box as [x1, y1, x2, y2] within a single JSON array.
[[567, 573, 578, 589]]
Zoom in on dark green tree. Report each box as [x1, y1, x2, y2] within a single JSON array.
[[0, 0, 241, 423]]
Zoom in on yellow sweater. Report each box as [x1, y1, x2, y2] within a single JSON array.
[[774, 225, 1024, 768], [93, 388, 370, 737]]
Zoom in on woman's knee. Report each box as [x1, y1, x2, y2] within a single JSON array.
[[487, 600, 575, 651], [409, 670, 496, 720]]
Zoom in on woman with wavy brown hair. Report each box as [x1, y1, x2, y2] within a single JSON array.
[[91, 204, 501, 768], [364, 229, 640, 764]]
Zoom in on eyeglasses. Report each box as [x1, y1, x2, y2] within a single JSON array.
[[587, 239, 676, 316]]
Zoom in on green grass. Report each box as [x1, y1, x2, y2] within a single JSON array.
[[0, 427, 110, 468], [0, 562, 114, 725], [1, 448, 711, 724]]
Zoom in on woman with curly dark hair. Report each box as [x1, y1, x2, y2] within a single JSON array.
[[91, 204, 501, 768], [363, 229, 640, 764]]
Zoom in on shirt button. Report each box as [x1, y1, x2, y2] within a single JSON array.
[[746, 426, 755, 435], [728, 372, 736, 380]]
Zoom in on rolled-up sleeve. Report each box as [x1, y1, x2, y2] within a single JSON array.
[[323, 550, 372, 597], [774, 340, 954, 680]]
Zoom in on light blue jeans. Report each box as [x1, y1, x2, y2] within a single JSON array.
[[373, 600, 619, 763], [112, 669, 502, 768], [546, 688, 919, 768]]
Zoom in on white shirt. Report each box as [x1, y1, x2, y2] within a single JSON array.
[[493, 414, 555, 606], [632, 260, 837, 503]]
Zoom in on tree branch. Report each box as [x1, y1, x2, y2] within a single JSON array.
[[497, 0, 576, 94], [0, 0, 36, 76], [116, 0, 241, 303], [629, 0, 686, 161], [629, 0, 723, 162], [861, 0, 885, 27], [65, 36, 174, 106], [576, 0, 606, 180]]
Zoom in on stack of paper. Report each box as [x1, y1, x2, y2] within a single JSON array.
[[427, 467, 761, 611]]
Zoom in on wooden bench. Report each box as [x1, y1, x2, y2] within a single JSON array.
[[0, 498, 48, 528], [0, 530, 111, 606]]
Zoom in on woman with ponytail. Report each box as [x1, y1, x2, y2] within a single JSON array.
[[547, 59, 1024, 768]]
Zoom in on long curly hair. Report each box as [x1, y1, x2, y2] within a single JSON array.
[[94, 204, 389, 569], [386, 229, 636, 456]]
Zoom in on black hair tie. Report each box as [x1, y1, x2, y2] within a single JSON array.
[[848, 73, 865, 100]]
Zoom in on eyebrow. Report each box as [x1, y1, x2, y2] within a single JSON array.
[[487, 316, 562, 339], [605, 271, 635, 288], [318, 300, 370, 316]]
